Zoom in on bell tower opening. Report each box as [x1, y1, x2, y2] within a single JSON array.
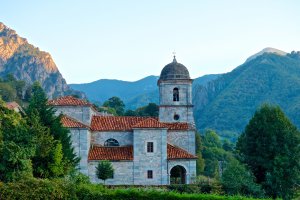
[[173, 88, 179, 101]]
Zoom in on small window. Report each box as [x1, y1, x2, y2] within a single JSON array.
[[147, 170, 153, 179], [174, 114, 180, 121], [147, 142, 154, 153], [173, 88, 179, 101], [104, 138, 119, 147]]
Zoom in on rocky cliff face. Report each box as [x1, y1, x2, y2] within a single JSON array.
[[0, 22, 82, 98]]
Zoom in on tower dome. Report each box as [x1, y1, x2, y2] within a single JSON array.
[[159, 56, 190, 81]]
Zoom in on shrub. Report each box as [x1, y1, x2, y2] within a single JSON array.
[[0, 178, 77, 200]]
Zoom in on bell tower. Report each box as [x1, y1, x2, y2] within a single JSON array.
[[158, 56, 194, 125]]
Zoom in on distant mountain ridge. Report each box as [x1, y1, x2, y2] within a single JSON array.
[[0, 22, 82, 98], [70, 74, 220, 109]]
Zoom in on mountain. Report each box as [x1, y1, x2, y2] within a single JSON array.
[[70, 74, 220, 109], [70, 75, 159, 109], [193, 49, 300, 141], [245, 47, 287, 63], [0, 22, 82, 98]]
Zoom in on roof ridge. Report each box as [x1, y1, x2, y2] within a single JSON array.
[[61, 114, 90, 129]]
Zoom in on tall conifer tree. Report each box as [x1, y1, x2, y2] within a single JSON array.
[[26, 82, 79, 175]]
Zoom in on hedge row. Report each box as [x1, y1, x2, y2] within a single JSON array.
[[0, 179, 270, 200]]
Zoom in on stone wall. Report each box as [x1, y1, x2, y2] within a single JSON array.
[[54, 106, 93, 125], [133, 128, 168, 185], [159, 106, 194, 123], [69, 128, 91, 175], [167, 130, 195, 154], [159, 81, 192, 106], [88, 161, 134, 185], [158, 81, 194, 124], [92, 131, 133, 146], [168, 159, 197, 184]]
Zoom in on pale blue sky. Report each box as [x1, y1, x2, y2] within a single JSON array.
[[1, 1, 300, 83]]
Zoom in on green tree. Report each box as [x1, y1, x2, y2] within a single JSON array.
[[222, 159, 264, 197], [0, 82, 17, 102], [136, 103, 159, 116], [124, 109, 137, 116], [222, 139, 234, 152], [26, 82, 79, 175], [202, 130, 222, 148], [96, 160, 114, 185], [201, 130, 234, 178], [195, 133, 205, 175], [0, 100, 34, 182], [103, 96, 125, 116], [237, 104, 300, 199]]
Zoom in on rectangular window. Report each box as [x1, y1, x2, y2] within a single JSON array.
[[147, 170, 153, 179], [147, 142, 154, 153]]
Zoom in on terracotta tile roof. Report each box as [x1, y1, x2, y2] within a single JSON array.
[[61, 115, 90, 129], [88, 146, 133, 161], [91, 116, 190, 131], [88, 144, 196, 161], [91, 116, 150, 131], [132, 118, 168, 128], [5, 101, 20, 110], [163, 122, 189, 130], [48, 96, 92, 107], [167, 144, 197, 160]]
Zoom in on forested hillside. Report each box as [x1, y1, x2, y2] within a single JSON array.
[[193, 51, 300, 140]]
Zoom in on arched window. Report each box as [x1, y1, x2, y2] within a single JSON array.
[[104, 138, 120, 147], [173, 88, 179, 101]]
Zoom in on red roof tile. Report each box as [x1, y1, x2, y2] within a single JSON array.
[[167, 144, 197, 160], [132, 118, 168, 128], [91, 116, 149, 131], [5, 101, 20, 110], [88, 144, 196, 161], [48, 96, 92, 107], [61, 115, 89, 129], [164, 122, 189, 130], [91, 116, 189, 131], [88, 146, 133, 161]]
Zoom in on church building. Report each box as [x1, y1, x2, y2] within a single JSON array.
[[49, 56, 197, 185]]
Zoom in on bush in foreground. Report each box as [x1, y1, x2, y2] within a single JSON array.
[[0, 178, 272, 200]]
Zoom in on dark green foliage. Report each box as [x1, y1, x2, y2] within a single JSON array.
[[124, 103, 159, 117], [0, 178, 77, 200], [222, 140, 234, 152], [0, 178, 271, 200], [195, 133, 205, 175], [0, 74, 27, 103], [237, 104, 300, 199], [0, 100, 35, 182], [103, 96, 125, 116], [167, 184, 200, 194], [201, 130, 233, 178], [222, 159, 264, 197], [135, 103, 159, 116], [26, 82, 79, 177], [96, 161, 114, 184], [194, 53, 300, 141]]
